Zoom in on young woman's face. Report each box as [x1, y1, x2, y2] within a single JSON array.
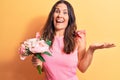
[[53, 3, 69, 31]]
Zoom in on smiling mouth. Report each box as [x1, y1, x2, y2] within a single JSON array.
[[56, 18, 65, 23]]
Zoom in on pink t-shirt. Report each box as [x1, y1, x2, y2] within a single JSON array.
[[42, 30, 85, 80]]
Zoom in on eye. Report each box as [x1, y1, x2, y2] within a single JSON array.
[[55, 9, 60, 13], [63, 11, 68, 14]]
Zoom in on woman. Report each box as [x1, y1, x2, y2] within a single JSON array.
[[32, 0, 115, 80]]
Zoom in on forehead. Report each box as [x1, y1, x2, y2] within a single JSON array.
[[55, 3, 68, 10]]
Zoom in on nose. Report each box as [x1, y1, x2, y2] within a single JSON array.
[[58, 12, 63, 17]]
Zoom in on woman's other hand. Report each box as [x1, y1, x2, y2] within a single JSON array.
[[31, 56, 43, 67], [89, 42, 116, 51]]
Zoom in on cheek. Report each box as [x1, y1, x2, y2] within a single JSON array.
[[53, 14, 57, 24], [53, 13, 57, 20], [65, 16, 69, 25], [53, 18, 56, 27]]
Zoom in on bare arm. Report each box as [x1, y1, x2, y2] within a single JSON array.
[[76, 31, 115, 73], [78, 42, 115, 73], [78, 46, 93, 73]]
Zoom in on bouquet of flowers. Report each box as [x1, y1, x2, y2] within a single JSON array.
[[19, 32, 52, 74]]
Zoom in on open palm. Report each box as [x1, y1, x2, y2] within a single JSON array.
[[90, 42, 115, 50]]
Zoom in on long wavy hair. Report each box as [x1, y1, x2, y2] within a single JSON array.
[[42, 0, 77, 54]]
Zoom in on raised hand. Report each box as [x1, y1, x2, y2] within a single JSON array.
[[89, 42, 115, 50]]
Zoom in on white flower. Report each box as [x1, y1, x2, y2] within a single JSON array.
[[29, 40, 49, 53]]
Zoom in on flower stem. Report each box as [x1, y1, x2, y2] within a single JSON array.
[[37, 65, 42, 74]]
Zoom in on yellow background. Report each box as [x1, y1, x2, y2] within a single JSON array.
[[0, 0, 120, 80]]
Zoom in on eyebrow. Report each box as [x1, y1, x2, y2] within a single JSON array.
[[55, 8, 68, 11]]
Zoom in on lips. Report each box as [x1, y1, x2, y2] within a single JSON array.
[[56, 18, 65, 23]]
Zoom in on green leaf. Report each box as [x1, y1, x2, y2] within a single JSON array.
[[37, 65, 42, 74], [46, 40, 51, 46], [36, 54, 45, 62], [43, 51, 52, 56]]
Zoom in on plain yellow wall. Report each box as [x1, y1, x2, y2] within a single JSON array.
[[0, 0, 120, 80]]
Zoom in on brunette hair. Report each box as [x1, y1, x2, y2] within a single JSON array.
[[42, 0, 77, 54]]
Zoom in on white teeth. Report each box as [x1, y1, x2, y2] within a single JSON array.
[[56, 19, 64, 23]]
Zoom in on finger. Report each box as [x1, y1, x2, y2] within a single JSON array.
[[31, 56, 38, 62], [95, 43, 104, 49], [32, 60, 39, 66], [103, 43, 115, 48], [32, 60, 42, 67], [32, 62, 38, 67], [111, 44, 116, 47], [32, 56, 38, 60]]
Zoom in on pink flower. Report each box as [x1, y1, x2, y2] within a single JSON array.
[[20, 55, 27, 60], [36, 32, 40, 39], [19, 44, 26, 54], [25, 38, 38, 48], [18, 32, 52, 74], [30, 40, 49, 53], [19, 44, 27, 60], [19, 32, 51, 61]]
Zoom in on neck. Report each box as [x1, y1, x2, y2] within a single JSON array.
[[55, 29, 65, 37]]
